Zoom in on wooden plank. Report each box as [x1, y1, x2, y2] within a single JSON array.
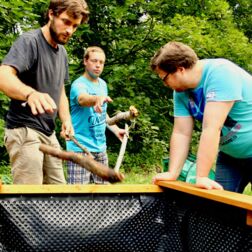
[[247, 210, 252, 227], [0, 184, 163, 194], [157, 181, 252, 211]]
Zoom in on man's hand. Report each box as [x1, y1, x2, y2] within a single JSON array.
[[60, 120, 74, 140], [25, 91, 57, 115], [116, 128, 126, 142], [196, 176, 223, 190], [94, 96, 112, 113], [152, 172, 177, 184]]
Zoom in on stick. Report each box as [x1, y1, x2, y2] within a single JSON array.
[[106, 106, 139, 126], [114, 124, 129, 172], [69, 135, 93, 157], [39, 144, 124, 183]]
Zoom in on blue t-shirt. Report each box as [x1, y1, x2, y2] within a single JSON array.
[[174, 59, 252, 158], [66, 76, 108, 152]]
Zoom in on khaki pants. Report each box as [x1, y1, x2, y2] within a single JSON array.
[[4, 127, 66, 184]]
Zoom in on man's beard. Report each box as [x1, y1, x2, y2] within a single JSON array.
[[49, 20, 70, 45]]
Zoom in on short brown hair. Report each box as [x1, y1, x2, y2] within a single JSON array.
[[83, 46, 106, 61], [47, 0, 89, 24], [150, 41, 198, 73]]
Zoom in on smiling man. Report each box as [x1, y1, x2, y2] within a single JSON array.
[[151, 41, 252, 193], [0, 0, 89, 184], [66, 46, 125, 184]]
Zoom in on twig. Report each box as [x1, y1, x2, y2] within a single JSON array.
[[69, 135, 93, 157]]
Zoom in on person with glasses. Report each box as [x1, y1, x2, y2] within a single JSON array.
[[66, 46, 125, 184], [151, 41, 252, 193], [0, 0, 89, 184]]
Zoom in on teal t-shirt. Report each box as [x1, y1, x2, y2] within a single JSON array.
[[66, 76, 108, 152], [174, 59, 252, 158]]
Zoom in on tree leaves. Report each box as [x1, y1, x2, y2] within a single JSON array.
[[0, 0, 251, 172]]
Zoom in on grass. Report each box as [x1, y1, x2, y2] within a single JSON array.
[[122, 171, 155, 184]]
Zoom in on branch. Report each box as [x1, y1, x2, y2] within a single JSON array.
[[106, 106, 139, 126], [39, 144, 124, 183], [69, 135, 93, 157], [114, 124, 129, 172]]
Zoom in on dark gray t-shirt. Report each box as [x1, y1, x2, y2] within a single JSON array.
[[2, 28, 69, 136]]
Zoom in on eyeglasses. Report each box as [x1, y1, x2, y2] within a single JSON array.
[[161, 72, 170, 82]]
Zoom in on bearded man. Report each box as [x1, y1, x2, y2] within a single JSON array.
[[0, 0, 89, 184]]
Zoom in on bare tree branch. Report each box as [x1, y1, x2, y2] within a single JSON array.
[[106, 106, 139, 125], [39, 144, 124, 183]]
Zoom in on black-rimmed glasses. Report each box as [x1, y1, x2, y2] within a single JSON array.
[[161, 72, 170, 82]]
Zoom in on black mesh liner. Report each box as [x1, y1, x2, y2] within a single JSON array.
[[182, 207, 252, 252], [0, 194, 183, 252], [0, 192, 251, 252]]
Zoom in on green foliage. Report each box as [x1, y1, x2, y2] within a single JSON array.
[[0, 0, 251, 179], [0, 160, 12, 184], [0, 0, 46, 62], [0, 95, 9, 161], [227, 0, 252, 42]]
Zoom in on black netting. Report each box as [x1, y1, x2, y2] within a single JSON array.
[[0, 192, 251, 252], [0, 194, 183, 252], [182, 208, 252, 252]]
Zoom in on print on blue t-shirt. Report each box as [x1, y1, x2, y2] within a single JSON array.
[[188, 88, 205, 122]]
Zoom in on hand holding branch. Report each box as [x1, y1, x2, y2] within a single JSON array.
[[106, 106, 139, 125], [107, 106, 139, 172], [60, 120, 75, 141]]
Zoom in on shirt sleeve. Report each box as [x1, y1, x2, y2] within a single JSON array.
[[100, 79, 108, 96], [63, 49, 69, 84], [70, 81, 88, 105], [204, 63, 242, 102], [174, 91, 192, 117], [2, 33, 37, 74]]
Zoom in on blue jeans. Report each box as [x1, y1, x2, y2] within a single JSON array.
[[215, 152, 252, 193]]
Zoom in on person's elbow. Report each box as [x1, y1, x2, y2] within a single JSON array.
[[0, 65, 17, 88], [0, 65, 17, 75]]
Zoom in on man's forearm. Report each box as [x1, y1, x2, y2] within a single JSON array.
[[0, 65, 35, 101], [58, 87, 71, 123], [106, 114, 119, 135], [196, 127, 220, 177], [78, 93, 98, 107], [168, 131, 191, 178], [106, 124, 119, 135]]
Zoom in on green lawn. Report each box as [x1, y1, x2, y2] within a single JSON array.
[[122, 171, 155, 184]]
